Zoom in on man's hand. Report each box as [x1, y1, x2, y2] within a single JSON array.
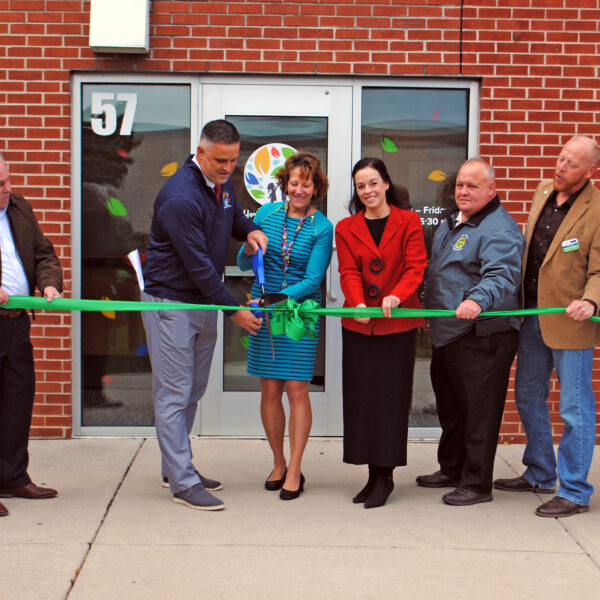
[[43, 286, 62, 303], [245, 230, 268, 255], [354, 302, 370, 324], [230, 308, 263, 335], [0, 287, 9, 305], [455, 299, 482, 320], [565, 299, 595, 322], [381, 295, 400, 318]]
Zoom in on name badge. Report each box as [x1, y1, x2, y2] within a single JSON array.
[[562, 238, 579, 253]]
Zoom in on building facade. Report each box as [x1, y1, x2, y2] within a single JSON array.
[[1, 0, 599, 441]]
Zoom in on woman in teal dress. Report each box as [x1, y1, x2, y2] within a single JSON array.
[[238, 151, 333, 500]]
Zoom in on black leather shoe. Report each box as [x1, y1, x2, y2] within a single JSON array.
[[265, 468, 287, 491], [0, 501, 8, 517], [280, 473, 305, 500], [442, 487, 492, 506], [493, 474, 555, 494], [416, 470, 460, 488], [535, 496, 589, 518]]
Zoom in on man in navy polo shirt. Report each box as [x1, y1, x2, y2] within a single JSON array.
[[142, 120, 267, 511]]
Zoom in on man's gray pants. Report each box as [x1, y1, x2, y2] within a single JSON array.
[[141, 291, 217, 494]]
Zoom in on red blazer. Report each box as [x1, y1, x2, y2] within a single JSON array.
[[335, 205, 427, 335]]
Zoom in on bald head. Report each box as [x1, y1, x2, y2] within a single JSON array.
[[554, 136, 598, 198]]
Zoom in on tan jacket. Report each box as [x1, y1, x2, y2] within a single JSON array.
[[524, 179, 600, 349]]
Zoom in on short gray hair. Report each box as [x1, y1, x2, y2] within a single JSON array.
[[461, 157, 495, 182]]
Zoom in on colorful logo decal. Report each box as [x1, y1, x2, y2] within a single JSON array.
[[453, 234, 468, 251], [222, 191, 232, 209], [244, 143, 297, 205]]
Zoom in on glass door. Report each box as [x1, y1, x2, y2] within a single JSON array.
[[200, 81, 352, 435]]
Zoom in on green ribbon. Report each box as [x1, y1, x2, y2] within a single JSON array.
[[3, 296, 599, 343]]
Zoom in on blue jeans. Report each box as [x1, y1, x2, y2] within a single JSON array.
[[515, 313, 596, 505]]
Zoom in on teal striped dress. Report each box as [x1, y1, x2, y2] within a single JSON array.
[[237, 202, 333, 380]]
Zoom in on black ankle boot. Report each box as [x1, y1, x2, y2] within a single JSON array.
[[364, 466, 394, 509], [352, 465, 376, 504]]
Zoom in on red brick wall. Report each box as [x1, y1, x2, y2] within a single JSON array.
[[1, 0, 599, 442]]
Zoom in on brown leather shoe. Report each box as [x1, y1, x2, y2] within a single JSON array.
[[442, 487, 493, 506], [535, 496, 589, 518], [416, 470, 460, 488], [0, 501, 8, 516], [493, 474, 555, 494], [0, 482, 58, 499]]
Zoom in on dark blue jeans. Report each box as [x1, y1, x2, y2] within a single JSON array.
[[515, 313, 595, 506]]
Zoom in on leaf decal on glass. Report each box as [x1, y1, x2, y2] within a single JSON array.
[[107, 197, 128, 216], [281, 147, 295, 159], [245, 171, 259, 185], [428, 170, 447, 182], [381, 137, 398, 153], [100, 295, 116, 319], [270, 166, 284, 178], [161, 161, 178, 177], [250, 189, 265, 200], [255, 146, 270, 175], [271, 146, 281, 158], [136, 343, 149, 356], [240, 336, 249, 349]]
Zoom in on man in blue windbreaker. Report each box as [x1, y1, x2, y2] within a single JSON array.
[[416, 158, 524, 506]]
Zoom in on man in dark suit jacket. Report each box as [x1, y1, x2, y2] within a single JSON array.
[[0, 155, 63, 518], [494, 136, 600, 518]]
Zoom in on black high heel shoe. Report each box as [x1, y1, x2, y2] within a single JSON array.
[[265, 468, 287, 491], [279, 473, 305, 500]]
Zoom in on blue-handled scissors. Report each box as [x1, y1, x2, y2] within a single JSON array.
[[250, 247, 275, 359]]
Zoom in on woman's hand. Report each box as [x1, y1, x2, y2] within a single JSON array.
[[354, 302, 370, 324], [381, 295, 400, 318]]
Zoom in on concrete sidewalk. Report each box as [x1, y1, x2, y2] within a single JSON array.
[[1, 439, 599, 600]]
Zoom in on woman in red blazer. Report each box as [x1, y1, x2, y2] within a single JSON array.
[[335, 157, 427, 508]]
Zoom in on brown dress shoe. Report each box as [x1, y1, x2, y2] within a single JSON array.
[[442, 487, 493, 506], [0, 501, 8, 516], [535, 496, 589, 518], [0, 482, 58, 499], [416, 470, 460, 488], [493, 474, 555, 494]]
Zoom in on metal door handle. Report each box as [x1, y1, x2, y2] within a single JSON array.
[[326, 245, 337, 302]]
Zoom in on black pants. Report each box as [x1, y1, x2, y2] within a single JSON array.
[[431, 328, 518, 493], [0, 312, 35, 489]]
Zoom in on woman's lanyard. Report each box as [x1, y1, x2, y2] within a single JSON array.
[[281, 202, 308, 288]]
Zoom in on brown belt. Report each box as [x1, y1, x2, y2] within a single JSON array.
[[0, 308, 25, 318]]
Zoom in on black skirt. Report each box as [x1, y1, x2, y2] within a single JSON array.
[[342, 327, 416, 467]]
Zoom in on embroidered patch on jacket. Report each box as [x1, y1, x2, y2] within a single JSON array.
[[222, 192, 232, 209], [453, 234, 468, 251]]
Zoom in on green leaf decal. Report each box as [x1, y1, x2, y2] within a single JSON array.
[[107, 196, 128, 216], [249, 189, 265, 200], [381, 137, 398, 153], [270, 166, 284, 178], [281, 147, 296, 159]]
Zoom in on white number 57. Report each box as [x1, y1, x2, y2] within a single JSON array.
[[90, 92, 137, 136]]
